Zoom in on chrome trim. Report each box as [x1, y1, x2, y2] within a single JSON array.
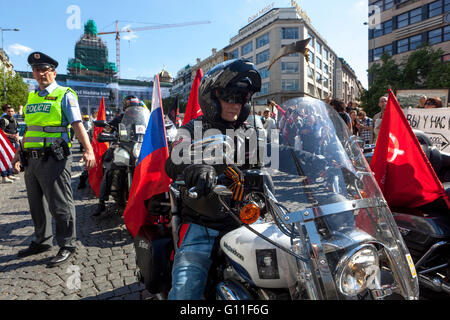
[[284, 198, 387, 224], [304, 220, 339, 299], [216, 281, 251, 300], [335, 243, 379, 297]]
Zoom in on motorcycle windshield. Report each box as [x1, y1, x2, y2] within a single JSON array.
[[266, 97, 419, 299], [120, 106, 151, 142]]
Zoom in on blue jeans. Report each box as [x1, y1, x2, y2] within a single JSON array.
[[168, 223, 219, 300]]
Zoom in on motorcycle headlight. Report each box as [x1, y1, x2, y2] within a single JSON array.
[[336, 244, 380, 296], [132, 143, 142, 159]]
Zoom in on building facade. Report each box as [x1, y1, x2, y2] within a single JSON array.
[[224, 7, 337, 105], [335, 58, 361, 104], [171, 5, 361, 106], [19, 71, 171, 117], [0, 49, 14, 74], [368, 0, 450, 67]]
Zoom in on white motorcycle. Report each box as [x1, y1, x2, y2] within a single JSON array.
[[134, 97, 420, 300]]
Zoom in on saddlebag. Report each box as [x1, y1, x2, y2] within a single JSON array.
[[134, 224, 173, 294]]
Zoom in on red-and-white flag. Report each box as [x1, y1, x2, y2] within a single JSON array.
[[370, 89, 449, 209], [0, 129, 16, 176]]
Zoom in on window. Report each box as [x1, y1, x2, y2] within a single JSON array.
[[315, 73, 322, 82], [309, 52, 315, 64], [396, 7, 423, 29], [241, 41, 253, 56], [384, 44, 393, 56], [397, 12, 409, 29], [230, 49, 239, 59], [428, 28, 442, 45], [323, 48, 329, 60], [256, 49, 270, 64], [373, 47, 383, 61], [444, 25, 450, 41], [445, 0, 450, 12], [259, 67, 270, 79], [323, 63, 329, 74], [409, 8, 422, 24], [281, 62, 299, 73], [307, 32, 315, 46], [409, 34, 423, 50], [428, 0, 443, 18], [397, 38, 409, 53], [316, 41, 322, 55], [307, 67, 314, 78], [281, 27, 298, 39], [256, 33, 270, 48], [261, 82, 270, 95], [323, 77, 329, 88], [384, 0, 394, 10], [281, 79, 299, 91], [316, 57, 322, 69]]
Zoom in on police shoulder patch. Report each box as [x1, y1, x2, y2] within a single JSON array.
[[45, 96, 58, 101]]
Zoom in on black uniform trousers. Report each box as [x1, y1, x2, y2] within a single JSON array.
[[24, 154, 76, 249]]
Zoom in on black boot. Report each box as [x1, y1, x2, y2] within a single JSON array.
[[92, 202, 106, 217]]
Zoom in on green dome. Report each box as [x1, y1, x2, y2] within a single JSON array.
[[84, 20, 98, 36]]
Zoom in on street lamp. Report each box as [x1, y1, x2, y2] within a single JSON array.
[[1, 27, 20, 101]]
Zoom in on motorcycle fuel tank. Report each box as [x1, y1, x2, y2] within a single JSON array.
[[220, 222, 298, 289]]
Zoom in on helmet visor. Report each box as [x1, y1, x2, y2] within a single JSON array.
[[216, 87, 251, 105]]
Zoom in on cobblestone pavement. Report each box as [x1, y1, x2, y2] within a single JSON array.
[[0, 142, 155, 300]]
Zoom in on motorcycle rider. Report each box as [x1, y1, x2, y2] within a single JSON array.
[[165, 59, 262, 300], [92, 95, 144, 216]]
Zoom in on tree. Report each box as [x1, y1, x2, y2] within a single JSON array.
[[361, 46, 449, 117], [0, 67, 29, 110], [361, 53, 402, 117]]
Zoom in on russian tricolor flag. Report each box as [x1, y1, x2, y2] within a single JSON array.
[[123, 74, 172, 237]]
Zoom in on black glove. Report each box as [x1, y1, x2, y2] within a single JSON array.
[[183, 164, 217, 198]]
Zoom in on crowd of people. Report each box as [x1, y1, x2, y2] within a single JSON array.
[[253, 97, 376, 151]]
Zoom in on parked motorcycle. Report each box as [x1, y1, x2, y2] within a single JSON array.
[[95, 106, 150, 211], [364, 130, 450, 298], [134, 97, 419, 300]]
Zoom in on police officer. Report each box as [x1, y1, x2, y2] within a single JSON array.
[[11, 52, 96, 267], [165, 59, 262, 299]]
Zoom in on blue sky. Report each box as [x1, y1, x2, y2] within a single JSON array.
[[1, 0, 369, 88]]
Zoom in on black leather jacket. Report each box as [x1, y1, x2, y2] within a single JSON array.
[[165, 116, 262, 232]]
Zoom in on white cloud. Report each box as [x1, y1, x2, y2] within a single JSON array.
[[121, 25, 138, 41], [7, 43, 33, 56]]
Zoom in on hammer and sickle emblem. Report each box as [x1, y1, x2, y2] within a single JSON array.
[[387, 133, 405, 163]]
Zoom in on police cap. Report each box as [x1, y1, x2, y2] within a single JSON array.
[[28, 52, 58, 69]]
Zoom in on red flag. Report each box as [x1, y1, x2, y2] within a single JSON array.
[[0, 129, 16, 176], [123, 74, 172, 237], [89, 97, 109, 198], [182, 68, 203, 126], [370, 89, 449, 209]]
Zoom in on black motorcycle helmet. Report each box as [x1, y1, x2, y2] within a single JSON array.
[[122, 95, 141, 111], [198, 59, 261, 126]]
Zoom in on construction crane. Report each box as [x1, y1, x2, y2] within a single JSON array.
[[98, 20, 211, 78]]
